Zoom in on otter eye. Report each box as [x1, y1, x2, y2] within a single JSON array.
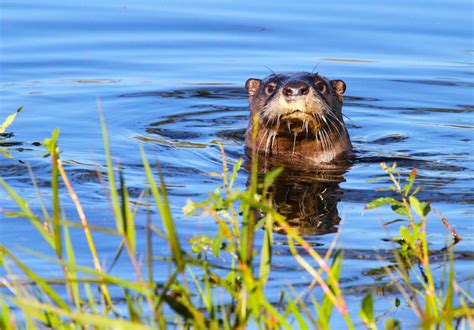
[[265, 83, 277, 95], [315, 80, 327, 93]]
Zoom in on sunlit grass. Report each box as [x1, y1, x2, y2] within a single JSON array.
[[0, 106, 24, 159], [0, 110, 472, 328]]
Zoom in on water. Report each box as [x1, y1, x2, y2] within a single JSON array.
[[1, 0, 473, 327]]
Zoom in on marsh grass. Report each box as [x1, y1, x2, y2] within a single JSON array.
[[0, 112, 472, 329]]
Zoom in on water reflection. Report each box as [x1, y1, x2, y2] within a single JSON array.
[[249, 156, 351, 236]]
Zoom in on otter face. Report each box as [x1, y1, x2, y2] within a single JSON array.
[[245, 72, 346, 137]]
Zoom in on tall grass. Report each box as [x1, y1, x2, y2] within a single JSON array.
[[0, 113, 472, 328]]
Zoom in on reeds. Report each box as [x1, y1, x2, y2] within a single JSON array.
[[0, 110, 472, 328]]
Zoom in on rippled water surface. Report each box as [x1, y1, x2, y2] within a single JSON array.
[[1, 0, 473, 327]]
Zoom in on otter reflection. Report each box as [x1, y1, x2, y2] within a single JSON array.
[[249, 157, 351, 236]]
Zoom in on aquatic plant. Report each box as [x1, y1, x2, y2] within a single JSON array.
[[0, 106, 23, 135], [0, 115, 472, 329], [0, 106, 23, 158], [365, 162, 470, 329]]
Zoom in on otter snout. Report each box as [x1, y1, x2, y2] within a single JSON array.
[[282, 81, 310, 97]]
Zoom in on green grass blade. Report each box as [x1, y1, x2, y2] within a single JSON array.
[[1, 247, 70, 311], [119, 168, 136, 253], [0, 296, 15, 330], [84, 283, 98, 315], [16, 246, 153, 296], [63, 221, 81, 310], [311, 295, 330, 330], [359, 293, 376, 330], [321, 250, 344, 322], [57, 160, 113, 307], [98, 101, 124, 233], [0, 106, 23, 134], [43, 128, 62, 258], [0, 178, 54, 248], [145, 189, 154, 285], [140, 145, 184, 271], [27, 164, 50, 224], [0, 148, 13, 159], [258, 214, 273, 286], [10, 296, 151, 329], [285, 297, 310, 330], [187, 267, 209, 312], [442, 249, 455, 327]]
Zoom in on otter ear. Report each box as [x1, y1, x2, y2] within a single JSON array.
[[245, 78, 262, 96], [331, 80, 346, 101]]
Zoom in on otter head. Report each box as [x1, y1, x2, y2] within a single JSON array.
[[245, 72, 351, 163]]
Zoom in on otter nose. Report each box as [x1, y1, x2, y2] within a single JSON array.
[[282, 81, 310, 97]]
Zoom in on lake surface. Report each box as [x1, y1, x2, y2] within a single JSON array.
[[1, 0, 473, 327]]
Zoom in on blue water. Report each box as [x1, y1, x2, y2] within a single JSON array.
[[1, 0, 473, 327]]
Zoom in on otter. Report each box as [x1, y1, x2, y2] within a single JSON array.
[[245, 72, 351, 164]]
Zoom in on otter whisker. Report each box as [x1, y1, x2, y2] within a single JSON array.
[[292, 133, 297, 154], [312, 113, 323, 129], [324, 111, 347, 139], [265, 131, 277, 156], [267, 116, 276, 128], [326, 128, 335, 149], [321, 129, 332, 152], [322, 131, 330, 152], [257, 129, 269, 154], [324, 109, 345, 128], [319, 130, 327, 151], [264, 66, 276, 75], [321, 115, 329, 128], [327, 125, 340, 150], [343, 113, 352, 121], [317, 131, 324, 151], [331, 121, 346, 141]]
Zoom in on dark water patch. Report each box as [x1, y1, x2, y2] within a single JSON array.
[[150, 106, 246, 121], [344, 283, 400, 296], [343, 187, 474, 205], [117, 186, 144, 199], [147, 110, 246, 128], [120, 86, 247, 100], [0, 133, 15, 139], [0, 161, 49, 180], [68, 168, 103, 184], [215, 128, 247, 142], [368, 134, 409, 145], [347, 102, 473, 114], [140, 103, 248, 148], [392, 79, 474, 88], [345, 96, 382, 103], [145, 128, 202, 140], [353, 154, 428, 167], [134, 135, 209, 148]]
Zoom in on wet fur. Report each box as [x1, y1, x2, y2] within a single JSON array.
[[245, 72, 351, 164]]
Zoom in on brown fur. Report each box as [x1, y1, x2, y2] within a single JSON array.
[[245, 72, 352, 164]]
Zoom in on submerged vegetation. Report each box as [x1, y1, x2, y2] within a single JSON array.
[[0, 109, 472, 329]]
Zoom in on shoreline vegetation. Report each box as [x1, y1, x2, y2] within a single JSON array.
[[0, 108, 472, 329]]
